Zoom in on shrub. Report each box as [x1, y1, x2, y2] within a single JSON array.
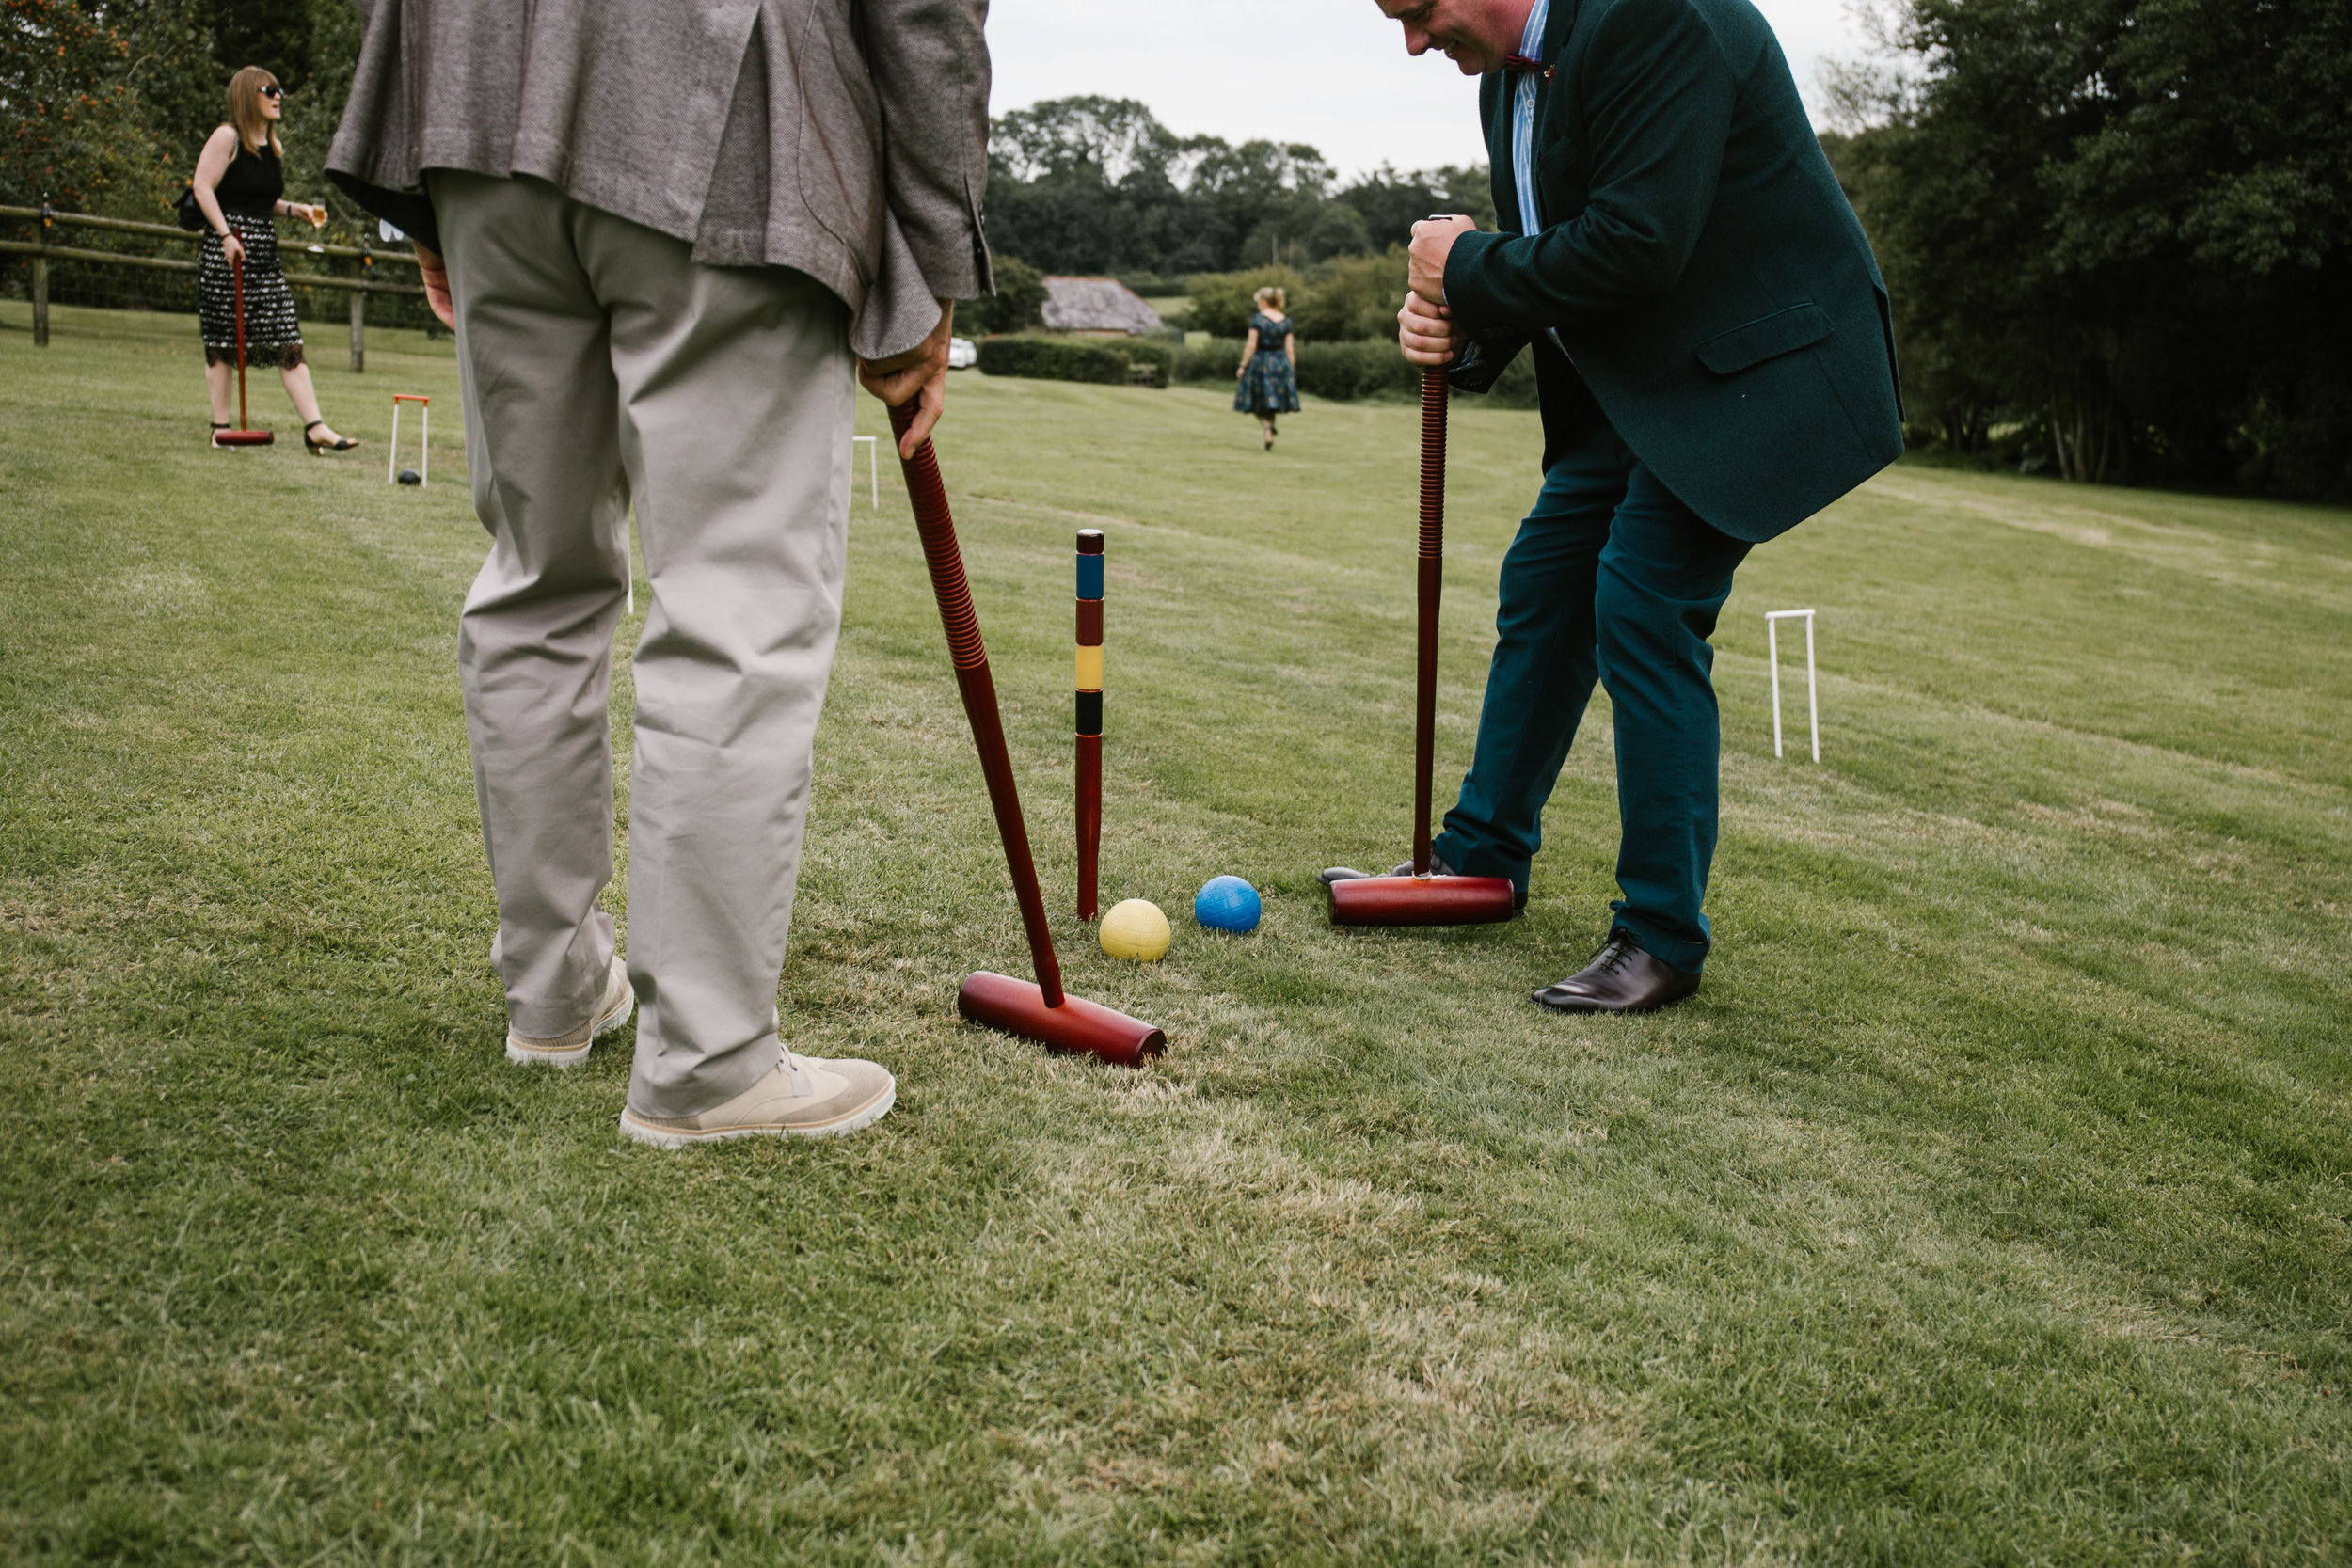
[[1289, 249, 1410, 343], [1179, 336, 1424, 403], [961, 256, 1048, 336], [1294, 339, 1419, 402], [1121, 340, 1174, 389], [1186, 253, 1410, 346], [976, 335, 1152, 388], [1184, 267, 1309, 339], [1175, 337, 1245, 386], [1176, 332, 1544, 408]]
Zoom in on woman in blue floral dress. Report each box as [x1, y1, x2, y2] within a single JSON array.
[[1232, 286, 1300, 450]]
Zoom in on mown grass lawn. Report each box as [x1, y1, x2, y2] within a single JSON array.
[[2, 302, 2347, 1565]]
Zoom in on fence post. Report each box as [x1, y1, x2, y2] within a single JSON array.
[[349, 241, 368, 372], [32, 199, 52, 347]]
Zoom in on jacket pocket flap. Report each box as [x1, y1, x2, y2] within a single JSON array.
[[1694, 304, 1835, 375]]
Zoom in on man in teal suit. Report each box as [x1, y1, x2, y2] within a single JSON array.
[[1324, 0, 1903, 1010]]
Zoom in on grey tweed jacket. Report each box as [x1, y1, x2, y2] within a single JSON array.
[[326, 0, 991, 359]]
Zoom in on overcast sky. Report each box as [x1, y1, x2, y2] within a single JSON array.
[[986, 1, 1867, 178]]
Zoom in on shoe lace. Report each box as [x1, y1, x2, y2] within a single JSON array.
[[779, 1043, 814, 1095], [1590, 935, 1639, 976]]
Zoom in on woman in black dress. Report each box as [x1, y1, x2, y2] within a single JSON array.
[[1232, 286, 1300, 451], [190, 67, 357, 451]]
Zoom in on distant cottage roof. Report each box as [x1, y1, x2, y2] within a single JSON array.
[[1040, 276, 1163, 336]]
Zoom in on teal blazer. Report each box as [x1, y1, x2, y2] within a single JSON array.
[[1444, 0, 1903, 542]]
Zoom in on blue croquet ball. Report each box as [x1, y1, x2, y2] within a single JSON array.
[[1193, 875, 1262, 933]]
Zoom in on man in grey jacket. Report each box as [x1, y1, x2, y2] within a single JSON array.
[[327, 0, 990, 1146]]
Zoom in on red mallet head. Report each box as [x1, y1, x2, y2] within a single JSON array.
[[1328, 874, 1517, 927], [957, 971, 1167, 1068], [1324, 368, 1515, 930], [212, 428, 274, 446]]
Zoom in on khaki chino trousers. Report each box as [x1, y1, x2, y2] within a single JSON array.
[[434, 171, 852, 1118]]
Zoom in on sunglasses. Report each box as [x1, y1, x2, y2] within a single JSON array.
[[259, 85, 284, 100]]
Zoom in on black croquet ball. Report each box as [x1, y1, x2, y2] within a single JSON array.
[[397, 468, 421, 485]]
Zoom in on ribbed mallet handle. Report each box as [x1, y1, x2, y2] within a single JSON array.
[[887, 403, 1065, 1008]]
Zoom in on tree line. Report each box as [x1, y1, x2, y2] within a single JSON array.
[[3, 0, 358, 227], [8, 2, 2345, 498], [1826, 0, 2350, 498], [981, 95, 1493, 281]]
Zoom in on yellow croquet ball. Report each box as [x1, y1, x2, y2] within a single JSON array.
[[1099, 898, 1172, 962]]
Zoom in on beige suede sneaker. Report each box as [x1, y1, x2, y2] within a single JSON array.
[[504, 953, 635, 1069], [617, 1053, 896, 1148]]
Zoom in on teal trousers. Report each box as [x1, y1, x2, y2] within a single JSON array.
[[1431, 424, 1750, 974]]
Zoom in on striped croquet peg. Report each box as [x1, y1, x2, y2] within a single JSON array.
[[1076, 529, 1104, 920]]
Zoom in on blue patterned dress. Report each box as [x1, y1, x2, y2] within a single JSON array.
[[1233, 312, 1301, 416]]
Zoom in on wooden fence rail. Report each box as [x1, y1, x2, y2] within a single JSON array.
[[1, 203, 428, 371]]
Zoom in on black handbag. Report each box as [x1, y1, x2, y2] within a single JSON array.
[[174, 183, 206, 233]]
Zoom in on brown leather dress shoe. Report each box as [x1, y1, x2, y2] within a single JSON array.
[[1531, 933, 1700, 1014]]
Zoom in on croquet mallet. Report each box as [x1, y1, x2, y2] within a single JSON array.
[[886, 404, 1166, 1066], [1327, 366, 1516, 926], [213, 252, 275, 447]]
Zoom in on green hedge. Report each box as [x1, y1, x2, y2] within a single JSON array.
[[1296, 338, 1544, 407], [1295, 340, 1418, 402], [977, 335, 1128, 384], [975, 335, 1168, 388], [1179, 337, 1417, 403], [1121, 340, 1174, 389], [1173, 334, 1547, 408], [1175, 336, 1245, 385], [1174, 336, 1414, 401]]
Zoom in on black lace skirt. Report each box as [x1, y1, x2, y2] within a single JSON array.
[[198, 214, 304, 370]]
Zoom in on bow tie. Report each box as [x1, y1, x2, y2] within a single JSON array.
[[1502, 55, 1552, 77]]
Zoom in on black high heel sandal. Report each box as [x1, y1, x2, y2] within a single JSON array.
[[210, 421, 231, 448], [303, 420, 359, 454]]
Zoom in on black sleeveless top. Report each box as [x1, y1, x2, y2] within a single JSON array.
[[214, 139, 282, 218]]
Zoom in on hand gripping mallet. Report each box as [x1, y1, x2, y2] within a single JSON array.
[[1327, 366, 1516, 926], [886, 404, 1166, 1066], [213, 251, 275, 447]]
